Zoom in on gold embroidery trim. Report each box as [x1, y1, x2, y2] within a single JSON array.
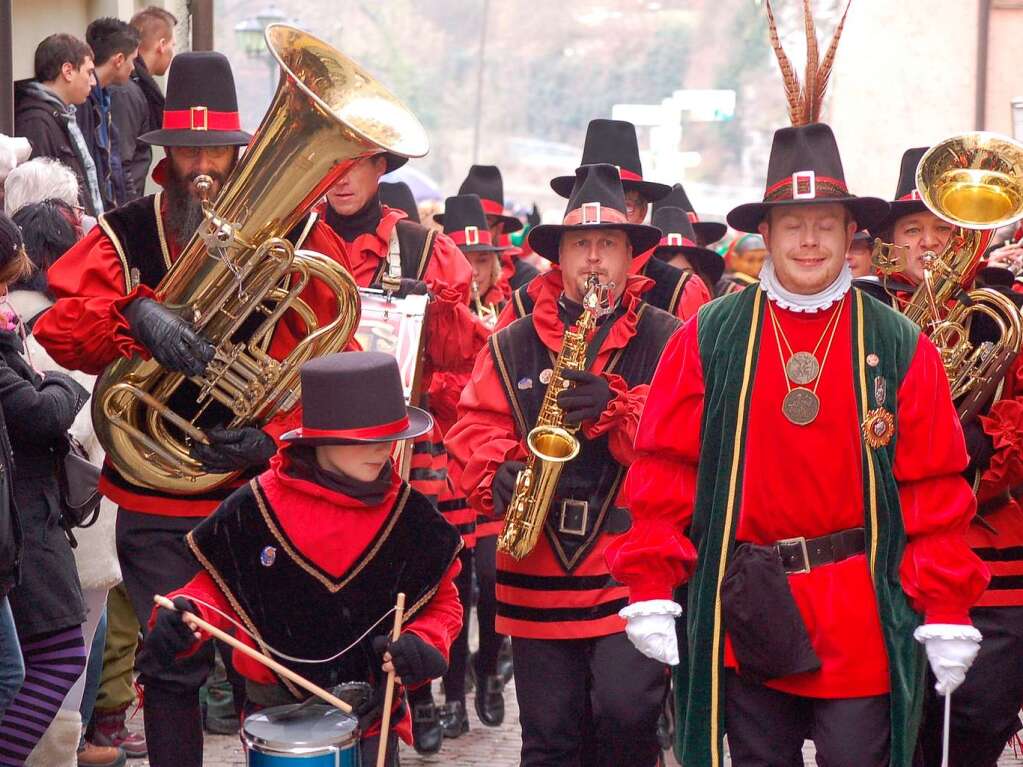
[[153, 192, 172, 269], [97, 215, 133, 293]]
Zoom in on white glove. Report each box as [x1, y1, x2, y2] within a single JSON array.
[[913, 623, 982, 696], [619, 600, 682, 666]]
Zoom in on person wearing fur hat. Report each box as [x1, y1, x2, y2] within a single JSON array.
[[866, 147, 1023, 767], [446, 163, 681, 766], [144, 352, 463, 767], [31, 50, 355, 767], [607, 116, 990, 767]]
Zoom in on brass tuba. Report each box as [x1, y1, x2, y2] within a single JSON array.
[[497, 277, 613, 560], [874, 132, 1023, 421], [93, 25, 429, 494]]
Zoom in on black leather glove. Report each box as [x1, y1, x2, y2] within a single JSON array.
[[138, 597, 196, 669], [493, 460, 525, 519], [963, 418, 996, 474], [122, 297, 215, 378], [190, 426, 277, 473], [378, 276, 429, 299], [371, 634, 447, 688], [353, 681, 407, 731], [527, 203, 541, 229], [557, 369, 612, 425]]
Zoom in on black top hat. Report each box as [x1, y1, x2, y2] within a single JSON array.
[[138, 52, 252, 148], [529, 164, 662, 263], [441, 194, 509, 253], [379, 181, 420, 223], [434, 165, 522, 233], [727, 123, 890, 233], [868, 147, 930, 236], [652, 183, 727, 245], [281, 352, 432, 445], [651, 207, 725, 286], [550, 119, 671, 202]]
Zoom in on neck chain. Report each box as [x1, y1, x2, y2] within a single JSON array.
[[766, 294, 846, 426]]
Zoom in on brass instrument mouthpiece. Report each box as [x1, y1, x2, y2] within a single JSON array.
[[193, 174, 214, 201]]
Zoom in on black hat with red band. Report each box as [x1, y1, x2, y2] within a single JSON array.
[[139, 52, 252, 148], [727, 123, 889, 234], [651, 207, 725, 286], [441, 194, 510, 254], [652, 183, 728, 245], [281, 352, 432, 446], [550, 119, 671, 202], [529, 164, 662, 263], [435, 165, 522, 233], [868, 147, 930, 236]]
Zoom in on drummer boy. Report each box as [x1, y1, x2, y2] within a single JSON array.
[[144, 351, 464, 764]]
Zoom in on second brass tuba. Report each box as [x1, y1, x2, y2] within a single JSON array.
[[93, 25, 429, 494]]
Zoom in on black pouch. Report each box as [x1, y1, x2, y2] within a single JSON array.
[[720, 542, 821, 684]]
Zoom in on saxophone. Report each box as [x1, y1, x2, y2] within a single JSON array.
[[497, 276, 613, 560]]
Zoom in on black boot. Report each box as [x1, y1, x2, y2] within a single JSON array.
[[438, 700, 470, 738], [496, 637, 514, 684], [473, 673, 505, 727], [411, 699, 443, 755], [141, 685, 203, 767]]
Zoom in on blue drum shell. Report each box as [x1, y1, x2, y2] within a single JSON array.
[[244, 702, 360, 766]]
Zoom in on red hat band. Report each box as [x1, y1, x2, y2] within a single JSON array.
[[162, 106, 242, 132], [563, 202, 628, 226], [897, 190, 922, 201], [448, 226, 494, 246], [297, 415, 411, 441], [764, 170, 849, 203], [661, 232, 698, 248]]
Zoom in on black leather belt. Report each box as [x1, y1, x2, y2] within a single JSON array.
[[773, 528, 865, 574]]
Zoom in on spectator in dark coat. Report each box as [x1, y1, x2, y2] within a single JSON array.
[[78, 18, 139, 209], [14, 34, 103, 217], [110, 7, 176, 198]]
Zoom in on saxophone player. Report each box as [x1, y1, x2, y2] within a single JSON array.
[[446, 163, 679, 767], [869, 147, 1023, 767], [32, 53, 354, 767]]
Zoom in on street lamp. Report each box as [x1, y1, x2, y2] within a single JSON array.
[[233, 6, 291, 96]]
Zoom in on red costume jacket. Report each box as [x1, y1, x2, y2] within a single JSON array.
[[607, 295, 989, 698], [34, 193, 353, 518], [446, 270, 678, 639], [163, 450, 462, 745]]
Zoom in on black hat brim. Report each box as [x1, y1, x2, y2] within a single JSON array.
[[694, 221, 728, 245], [727, 196, 891, 234], [868, 199, 930, 237], [383, 153, 408, 174], [138, 128, 252, 148], [550, 175, 672, 202], [457, 242, 512, 254], [528, 222, 662, 263], [280, 405, 433, 445], [434, 211, 523, 233], [654, 245, 725, 286]]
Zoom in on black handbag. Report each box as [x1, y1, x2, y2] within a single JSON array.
[[56, 435, 102, 533]]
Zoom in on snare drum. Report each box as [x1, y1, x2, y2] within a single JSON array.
[[243, 703, 361, 766]]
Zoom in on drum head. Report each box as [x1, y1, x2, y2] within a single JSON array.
[[243, 703, 359, 753]]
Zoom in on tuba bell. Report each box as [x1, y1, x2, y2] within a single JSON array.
[[93, 25, 429, 494], [874, 131, 1023, 421]]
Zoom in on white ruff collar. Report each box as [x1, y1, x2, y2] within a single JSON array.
[[758, 258, 852, 313]]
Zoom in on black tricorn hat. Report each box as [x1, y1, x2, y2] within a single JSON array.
[[379, 181, 420, 223], [652, 183, 727, 245], [868, 147, 930, 236], [434, 165, 522, 233], [139, 52, 252, 148], [550, 119, 671, 201], [727, 123, 890, 233], [529, 164, 662, 263], [651, 207, 725, 286], [441, 194, 510, 253], [281, 351, 432, 445]]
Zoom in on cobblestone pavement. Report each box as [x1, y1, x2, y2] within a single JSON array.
[[127, 683, 1023, 766]]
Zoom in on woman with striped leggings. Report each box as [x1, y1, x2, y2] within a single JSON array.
[[0, 213, 88, 765]]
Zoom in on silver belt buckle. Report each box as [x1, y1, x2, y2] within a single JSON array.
[[776, 536, 810, 574], [558, 499, 589, 536]]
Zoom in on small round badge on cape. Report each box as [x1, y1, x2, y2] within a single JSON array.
[[260, 546, 277, 567], [539, 368, 553, 385], [866, 353, 880, 368]]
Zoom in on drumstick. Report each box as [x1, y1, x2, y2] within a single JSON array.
[[153, 594, 352, 714], [376, 592, 406, 767]]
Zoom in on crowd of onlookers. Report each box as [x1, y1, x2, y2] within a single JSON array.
[[0, 8, 179, 766]]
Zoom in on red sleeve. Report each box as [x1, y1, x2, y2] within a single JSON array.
[[677, 274, 712, 321], [403, 558, 463, 664], [421, 233, 482, 371], [445, 347, 527, 518], [976, 354, 1023, 501], [895, 335, 990, 624], [581, 373, 648, 466], [606, 319, 702, 603], [34, 227, 153, 374]]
